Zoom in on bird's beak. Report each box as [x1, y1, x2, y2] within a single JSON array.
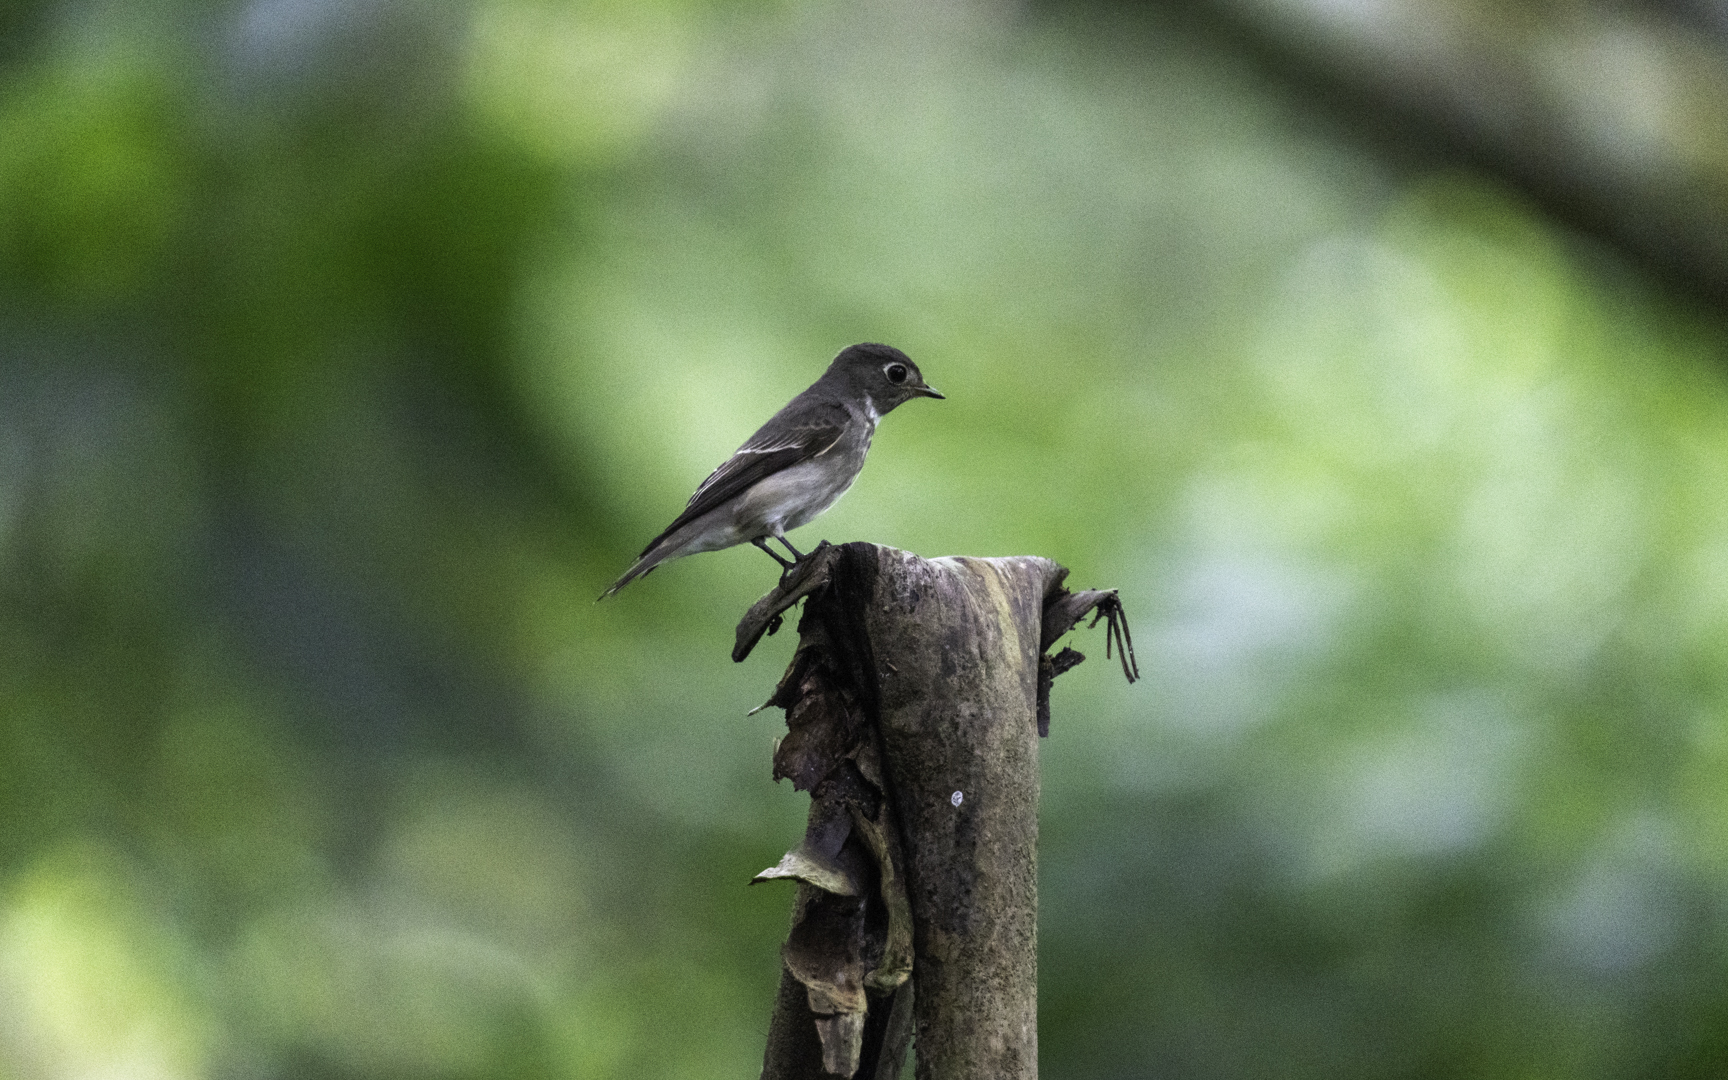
[[914, 383, 945, 400]]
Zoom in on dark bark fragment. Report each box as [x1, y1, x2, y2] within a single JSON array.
[[736, 541, 840, 663], [1035, 588, 1139, 736]]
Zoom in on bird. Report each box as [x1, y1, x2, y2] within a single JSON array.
[[600, 343, 943, 599]]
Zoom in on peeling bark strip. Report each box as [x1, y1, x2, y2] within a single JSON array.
[[742, 543, 1136, 1080]]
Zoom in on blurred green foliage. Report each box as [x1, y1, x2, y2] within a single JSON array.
[[4, 0, 1728, 1077]]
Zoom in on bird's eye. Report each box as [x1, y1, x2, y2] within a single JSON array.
[[885, 364, 909, 384]]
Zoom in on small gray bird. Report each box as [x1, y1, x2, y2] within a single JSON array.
[[600, 343, 942, 598]]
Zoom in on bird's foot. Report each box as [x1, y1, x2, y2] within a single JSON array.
[[780, 540, 833, 580], [757, 536, 829, 585], [752, 536, 797, 571]]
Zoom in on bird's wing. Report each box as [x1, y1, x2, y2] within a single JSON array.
[[637, 410, 847, 557]]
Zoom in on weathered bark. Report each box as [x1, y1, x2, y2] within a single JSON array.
[[743, 542, 1135, 1080]]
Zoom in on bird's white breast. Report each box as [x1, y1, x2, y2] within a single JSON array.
[[736, 455, 858, 533], [734, 408, 875, 535]]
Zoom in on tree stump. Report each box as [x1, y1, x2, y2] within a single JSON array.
[[738, 542, 1136, 1080]]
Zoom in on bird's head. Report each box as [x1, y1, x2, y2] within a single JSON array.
[[825, 342, 944, 415]]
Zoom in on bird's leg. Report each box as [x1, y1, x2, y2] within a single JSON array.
[[773, 536, 806, 563], [752, 536, 797, 571]]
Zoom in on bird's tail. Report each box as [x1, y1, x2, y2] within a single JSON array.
[[597, 544, 670, 600]]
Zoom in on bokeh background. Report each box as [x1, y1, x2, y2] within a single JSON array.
[[7, 0, 1728, 1076]]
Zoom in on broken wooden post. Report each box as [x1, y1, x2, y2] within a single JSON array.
[[737, 542, 1136, 1080]]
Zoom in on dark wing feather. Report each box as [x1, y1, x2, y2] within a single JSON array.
[[637, 412, 847, 556]]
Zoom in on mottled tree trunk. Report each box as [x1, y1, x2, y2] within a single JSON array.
[[739, 543, 1135, 1080]]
